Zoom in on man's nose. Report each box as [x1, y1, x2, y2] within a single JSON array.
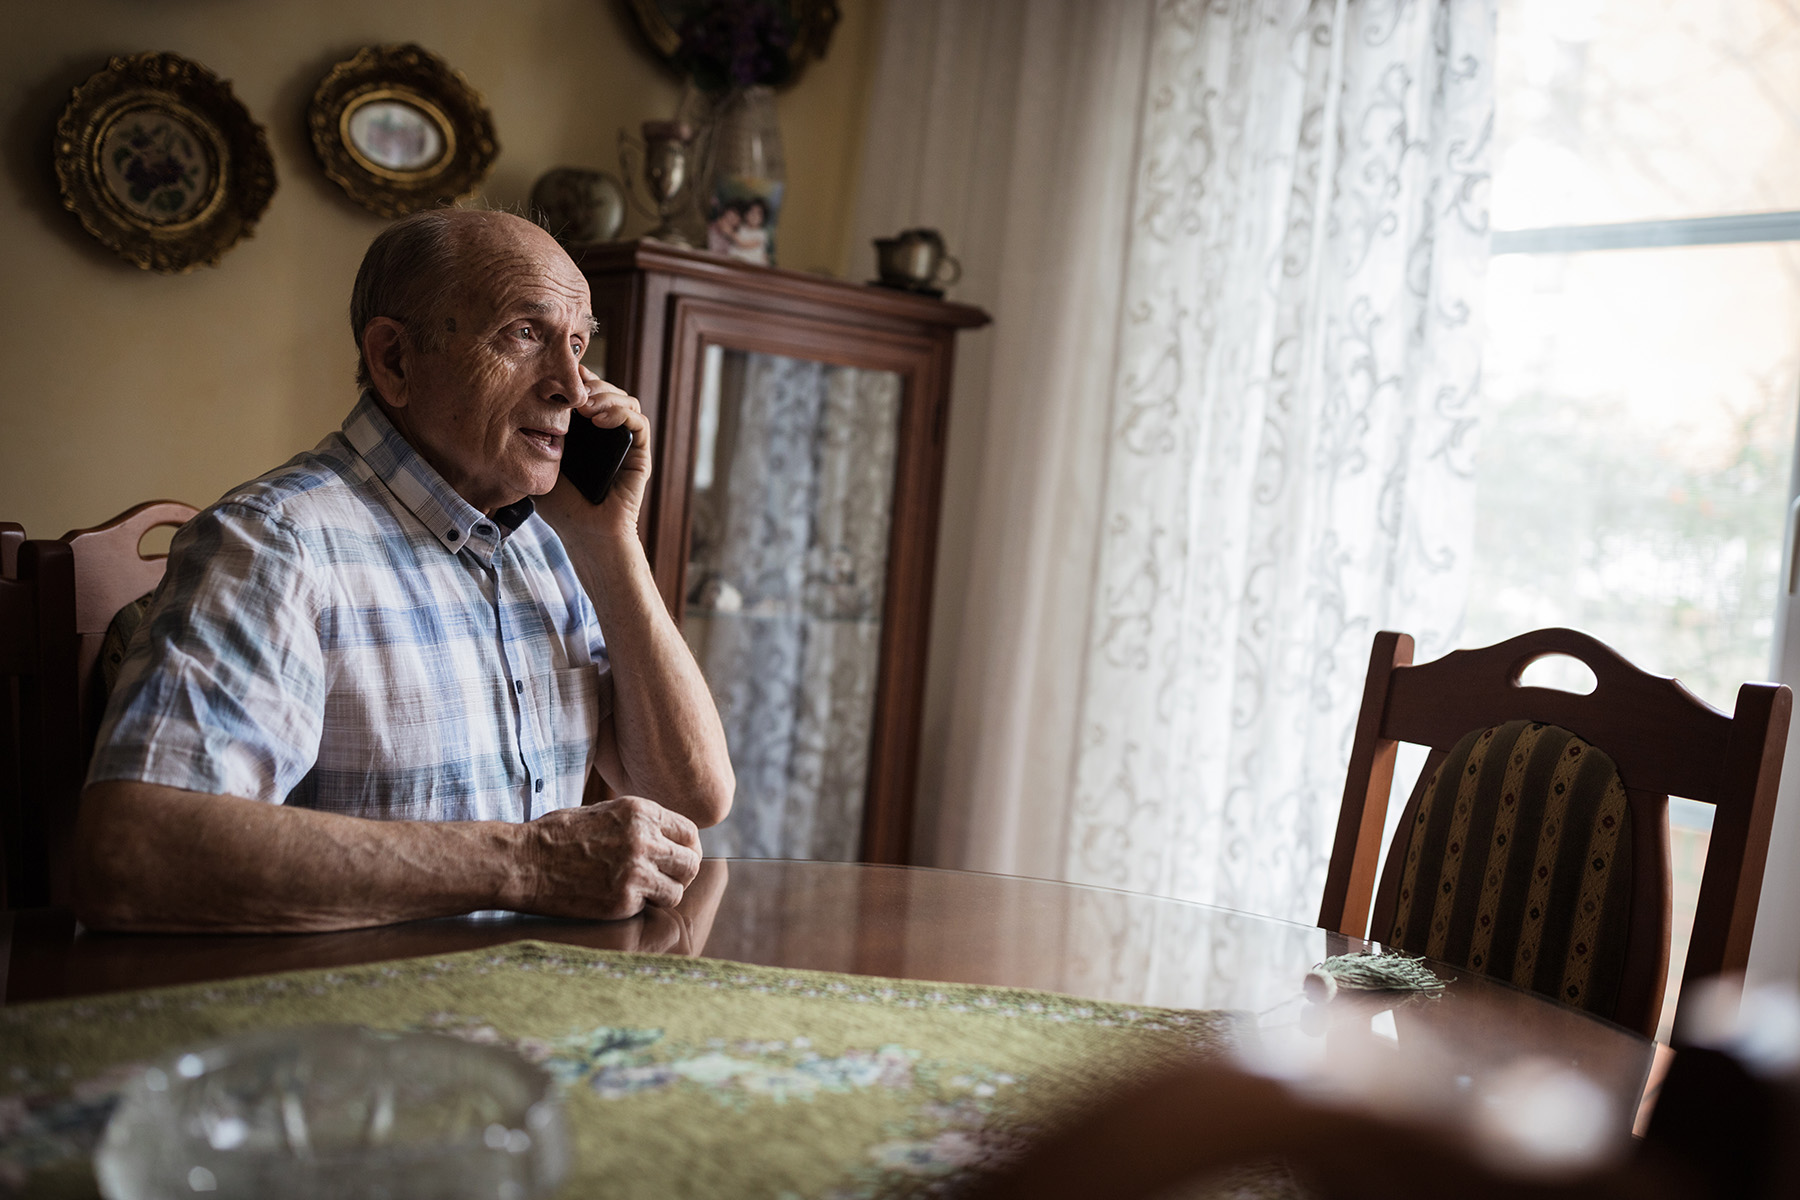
[[538, 343, 586, 407]]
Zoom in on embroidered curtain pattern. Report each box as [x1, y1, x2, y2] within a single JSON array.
[[1063, 0, 1493, 919]]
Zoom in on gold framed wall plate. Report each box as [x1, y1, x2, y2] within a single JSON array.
[[53, 52, 277, 274], [307, 44, 497, 218]]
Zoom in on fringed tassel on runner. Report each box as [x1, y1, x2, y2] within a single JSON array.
[[1303, 949, 1448, 1004]]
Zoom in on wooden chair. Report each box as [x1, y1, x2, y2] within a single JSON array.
[[2, 551, 36, 906], [7, 502, 196, 907], [2, 521, 27, 901], [1, 539, 76, 908], [1, 521, 22, 578], [1318, 629, 1790, 1040]]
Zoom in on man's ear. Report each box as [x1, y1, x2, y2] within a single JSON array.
[[362, 317, 411, 408]]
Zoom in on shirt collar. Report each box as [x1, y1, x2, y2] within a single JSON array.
[[342, 391, 535, 563]]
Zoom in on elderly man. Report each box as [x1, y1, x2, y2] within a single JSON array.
[[74, 209, 734, 932]]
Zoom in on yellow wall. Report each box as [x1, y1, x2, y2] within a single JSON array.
[[0, 0, 881, 538]]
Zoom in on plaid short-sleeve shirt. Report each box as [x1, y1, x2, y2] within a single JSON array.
[[89, 394, 609, 822]]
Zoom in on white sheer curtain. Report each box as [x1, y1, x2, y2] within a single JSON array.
[[853, 0, 1493, 922]]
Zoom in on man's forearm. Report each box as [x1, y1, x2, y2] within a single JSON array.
[[570, 532, 735, 826], [75, 780, 531, 933]]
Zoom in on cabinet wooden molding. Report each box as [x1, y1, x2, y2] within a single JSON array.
[[575, 240, 989, 865]]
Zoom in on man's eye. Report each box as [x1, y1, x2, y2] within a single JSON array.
[[514, 326, 536, 342]]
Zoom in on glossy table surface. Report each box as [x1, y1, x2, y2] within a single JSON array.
[[1, 859, 1655, 1143]]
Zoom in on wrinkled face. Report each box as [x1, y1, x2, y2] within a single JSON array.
[[393, 218, 596, 514]]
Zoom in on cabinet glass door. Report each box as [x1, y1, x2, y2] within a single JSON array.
[[682, 346, 904, 860]]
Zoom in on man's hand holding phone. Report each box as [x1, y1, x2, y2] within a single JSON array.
[[550, 371, 652, 540]]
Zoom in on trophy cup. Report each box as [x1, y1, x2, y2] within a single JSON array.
[[619, 119, 704, 247]]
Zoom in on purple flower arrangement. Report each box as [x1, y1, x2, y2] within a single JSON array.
[[674, 0, 797, 93]]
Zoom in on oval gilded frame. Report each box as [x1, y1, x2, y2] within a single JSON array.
[[307, 44, 497, 218], [53, 52, 277, 273]]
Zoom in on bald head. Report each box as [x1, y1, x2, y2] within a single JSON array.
[[350, 209, 569, 391]]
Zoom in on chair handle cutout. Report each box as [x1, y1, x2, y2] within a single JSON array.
[[1513, 652, 1600, 696], [134, 522, 180, 561]]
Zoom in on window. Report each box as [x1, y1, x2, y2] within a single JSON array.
[[1472, 0, 1800, 1038]]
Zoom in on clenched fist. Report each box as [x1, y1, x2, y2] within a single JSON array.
[[518, 794, 702, 919]]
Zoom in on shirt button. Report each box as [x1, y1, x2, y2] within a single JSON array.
[[514, 679, 523, 694], [446, 529, 460, 542], [534, 778, 544, 794]]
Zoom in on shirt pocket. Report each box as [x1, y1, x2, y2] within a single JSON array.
[[522, 662, 607, 809]]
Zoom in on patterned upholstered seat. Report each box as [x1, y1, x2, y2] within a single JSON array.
[[1386, 720, 1632, 1017]]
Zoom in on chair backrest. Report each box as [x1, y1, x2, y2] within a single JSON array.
[[1, 520, 27, 900], [1, 522, 22, 578], [60, 501, 198, 753], [0, 540, 76, 908], [1, 568, 36, 907], [4, 502, 195, 908], [1318, 629, 1790, 1039]]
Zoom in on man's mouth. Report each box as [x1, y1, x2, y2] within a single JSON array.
[[520, 427, 565, 456]]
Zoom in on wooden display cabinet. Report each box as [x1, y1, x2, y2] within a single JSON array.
[[575, 241, 989, 864]]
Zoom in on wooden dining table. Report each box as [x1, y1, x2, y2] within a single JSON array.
[[1, 859, 1658, 1192]]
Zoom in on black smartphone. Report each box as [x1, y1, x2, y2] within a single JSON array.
[[561, 417, 634, 504]]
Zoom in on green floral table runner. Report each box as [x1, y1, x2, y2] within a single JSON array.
[[0, 941, 1293, 1198]]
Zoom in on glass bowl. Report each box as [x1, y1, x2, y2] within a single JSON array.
[[94, 1025, 569, 1200]]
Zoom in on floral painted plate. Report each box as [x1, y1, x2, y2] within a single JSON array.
[[53, 52, 277, 273]]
